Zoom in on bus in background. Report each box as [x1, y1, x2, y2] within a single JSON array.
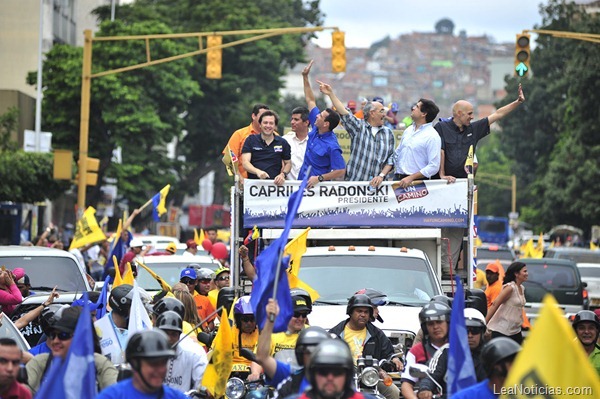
[[476, 216, 511, 245]]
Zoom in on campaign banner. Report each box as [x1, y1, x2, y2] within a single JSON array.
[[243, 179, 468, 229]]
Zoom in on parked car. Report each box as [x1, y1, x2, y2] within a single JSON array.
[[578, 263, 600, 310], [544, 247, 600, 264], [0, 245, 92, 346], [476, 244, 516, 271], [137, 254, 221, 296], [521, 258, 588, 325]]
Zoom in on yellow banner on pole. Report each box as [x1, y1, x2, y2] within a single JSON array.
[[69, 207, 107, 250]]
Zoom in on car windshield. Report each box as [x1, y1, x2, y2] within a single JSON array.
[[579, 267, 600, 279], [555, 252, 600, 264], [477, 248, 514, 261], [298, 255, 438, 305], [525, 263, 579, 289], [0, 256, 87, 292], [137, 261, 218, 292]]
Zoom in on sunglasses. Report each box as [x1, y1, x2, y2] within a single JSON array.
[[198, 279, 212, 284], [240, 315, 255, 323], [294, 312, 310, 319], [48, 331, 74, 341], [181, 278, 196, 284], [216, 276, 230, 281], [466, 327, 484, 335], [315, 368, 345, 377]]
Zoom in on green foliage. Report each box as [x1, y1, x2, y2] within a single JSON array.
[[496, 0, 600, 235], [0, 107, 19, 152]]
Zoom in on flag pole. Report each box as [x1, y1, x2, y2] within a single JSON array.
[[174, 306, 223, 347]]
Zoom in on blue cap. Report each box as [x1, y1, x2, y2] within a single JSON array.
[[180, 268, 197, 280], [372, 96, 384, 104], [391, 102, 399, 112]]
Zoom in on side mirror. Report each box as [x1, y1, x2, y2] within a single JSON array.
[[240, 348, 257, 362], [198, 331, 215, 347], [408, 363, 429, 379]]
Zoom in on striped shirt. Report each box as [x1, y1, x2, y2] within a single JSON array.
[[340, 114, 395, 181]]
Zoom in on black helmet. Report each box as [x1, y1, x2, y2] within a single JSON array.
[[572, 310, 600, 330], [291, 288, 313, 312], [308, 339, 354, 390], [126, 329, 175, 363], [354, 288, 387, 322], [155, 310, 183, 333], [294, 326, 331, 366], [480, 337, 521, 376], [346, 294, 373, 317], [109, 284, 133, 317], [217, 287, 236, 316], [419, 302, 451, 335], [152, 297, 185, 318], [40, 304, 67, 334], [430, 295, 453, 309]]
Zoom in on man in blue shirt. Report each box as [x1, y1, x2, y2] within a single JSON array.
[[242, 110, 292, 186], [298, 61, 346, 188]]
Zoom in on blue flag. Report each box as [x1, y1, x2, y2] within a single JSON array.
[[250, 177, 309, 332], [447, 275, 477, 396], [36, 292, 96, 399], [152, 184, 170, 221], [103, 229, 131, 281], [94, 276, 111, 319]]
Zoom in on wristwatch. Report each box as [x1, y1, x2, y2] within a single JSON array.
[[318, 175, 324, 182], [378, 173, 386, 178], [282, 171, 288, 178]]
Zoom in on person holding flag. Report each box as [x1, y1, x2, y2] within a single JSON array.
[[97, 329, 188, 399]]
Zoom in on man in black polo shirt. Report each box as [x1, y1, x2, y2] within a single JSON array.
[[435, 83, 525, 277], [241, 110, 292, 186]]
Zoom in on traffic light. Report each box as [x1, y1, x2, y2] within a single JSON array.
[[77, 157, 100, 186], [206, 35, 222, 79], [331, 31, 346, 73], [514, 33, 531, 77]]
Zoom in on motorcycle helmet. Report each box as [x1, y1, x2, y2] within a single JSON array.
[[40, 304, 68, 334], [126, 329, 175, 363], [109, 284, 133, 318], [418, 301, 451, 335], [233, 296, 255, 327], [464, 308, 486, 329], [480, 337, 521, 377], [152, 297, 185, 319], [346, 294, 373, 318], [572, 310, 600, 330], [308, 340, 354, 390], [155, 310, 183, 333], [294, 326, 331, 366], [197, 268, 215, 281], [430, 295, 453, 309]]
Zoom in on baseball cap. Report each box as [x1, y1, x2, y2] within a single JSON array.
[[130, 238, 145, 248], [485, 262, 500, 273], [391, 102, 399, 112], [214, 266, 230, 277], [347, 100, 357, 109], [186, 239, 198, 249], [293, 296, 311, 313], [17, 274, 30, 285], [372, 96, 384, 104], [180, 268, 197, 280], [166, 242, 177, 254]]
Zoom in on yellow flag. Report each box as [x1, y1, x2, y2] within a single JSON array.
[[591, 241, 599, 251], [502, 295, 600, 398], [284, 228, 320, 301], [153, 184, 170, 218], [137, 261, 172, 292], [123, 262, 135, 285], [194, 228, 206, 245], [69, 207, 107, 250], [222, 145, 238, 177], [201, 308, 233, 397], [465, 145, 474, 177], [112, 255, 124, 288]]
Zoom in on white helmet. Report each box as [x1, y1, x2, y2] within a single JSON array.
[[464, 308, 486, 329]]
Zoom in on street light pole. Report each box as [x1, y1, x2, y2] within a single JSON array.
[[77, 29, 93, 217]]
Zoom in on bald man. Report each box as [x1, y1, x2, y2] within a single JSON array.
[[435, 84, 525, 276]]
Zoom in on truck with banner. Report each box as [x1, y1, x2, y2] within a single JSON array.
[[228, 178, 475, 353]]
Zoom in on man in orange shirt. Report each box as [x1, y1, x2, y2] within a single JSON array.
[[223, 103, 270, 178], [180, 267, 216, 332], [484, 261, 503, 309]]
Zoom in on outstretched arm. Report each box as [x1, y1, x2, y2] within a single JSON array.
[[317, 80, 349, 116], [488, 83, 525, 125], [254, 299, 279, 379], [302, 60, 317, 110]]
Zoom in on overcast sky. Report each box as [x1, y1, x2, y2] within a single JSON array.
[[312, 0, 548, 48]]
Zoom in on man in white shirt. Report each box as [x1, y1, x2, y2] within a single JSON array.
[[393, 99, 441, 188], [283, 107, 310, 180], [182, 239, 198, 258]]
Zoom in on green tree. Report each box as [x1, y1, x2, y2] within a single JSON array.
[[496, 0, 600, 235]]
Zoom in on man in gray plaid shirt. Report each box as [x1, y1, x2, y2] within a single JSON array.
[[318, 83, 395, 186]]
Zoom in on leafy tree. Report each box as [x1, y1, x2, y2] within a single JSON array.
[[496, 0, 600, 235]]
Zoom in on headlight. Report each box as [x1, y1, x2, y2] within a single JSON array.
[[225, 377, 246, 399], [360, 366, 379, 387]]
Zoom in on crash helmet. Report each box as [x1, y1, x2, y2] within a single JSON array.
[[354, 288, 388, 307], [40, 304, 68, 333], [480, 337, 521, 377], [109, 284, 133, 317], [233, 296, 255, 327], [126, 329, 175, 364], [418, 301, 451, 335], [291, 288, 312, 313], [294, 326, 331, 366], [214, 266, 230, 279], [152, 297, 185, 319], [155, 310, 183, 333], [346, 294, 374, 318], [572, 310, 600, 330], [196, 268, 215, 281], [430, 295, 453, 309], [308, 339, 354, 390], [464, 308, 486, 329]]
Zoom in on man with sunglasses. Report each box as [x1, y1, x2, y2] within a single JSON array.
[[180, 267, 216, 332], [330, 294, 401, 399], [0, 338, 31, 399], [208, 266, 230, 308], [417, 308, 488, 399]]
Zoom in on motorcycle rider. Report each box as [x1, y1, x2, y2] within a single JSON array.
[[231, 296, 259, 378], [451, 337, 521, 398], [354, 288, 388, 324], [286, 339, 379, 399], [329, 294, 402, 399], [95, 284, 134, 364], [572, 310, 600, 375], [400, 301, 450, 399], [254, 298, 330, 398], [417, 308, 488, 398], [155, 311, 207, 393], [96, 329, 188, 398]]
